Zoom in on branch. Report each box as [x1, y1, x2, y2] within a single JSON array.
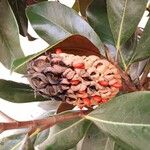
[[0, 110, 90, 132]]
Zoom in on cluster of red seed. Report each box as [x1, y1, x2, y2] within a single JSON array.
[[56, 48, 122, 109], [27, 48, 122, 109]]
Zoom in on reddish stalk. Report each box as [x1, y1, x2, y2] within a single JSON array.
[[0, 110, 90, 132]]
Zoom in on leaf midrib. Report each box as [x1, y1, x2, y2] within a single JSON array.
[[115, 0, 128, 69], [86, 115, 150, 127], [116, 0, 128, 50]]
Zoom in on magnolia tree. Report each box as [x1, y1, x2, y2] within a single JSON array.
[[0, 0, 150, 149]]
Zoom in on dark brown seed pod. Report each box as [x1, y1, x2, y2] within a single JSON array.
[[27, 49, 122, 109]]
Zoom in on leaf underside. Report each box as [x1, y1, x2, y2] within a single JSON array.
[[12, 35, 101, 72]]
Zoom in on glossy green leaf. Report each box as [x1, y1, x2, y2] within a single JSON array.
[[107, 0, 147, 49], [77, 124, 108, 150], [0, 0, 24, 69], [8, 0, 27, 37], [8, 0, 36, 41], [26, 1, 103, 49], [77, 124, 129, 150], [132, 20, 150, 62], [115, 23, 150, 68], [36, 111, 91, 150], [0, 79, 47, 103], [85, 91, 150, 150], [12, 35, 101, 72], [87, 0, 115, 45], [120, 33, 138, 65], [107, 0, 147, 69]]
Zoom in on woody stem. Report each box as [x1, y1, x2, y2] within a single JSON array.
[[0, 110, 90, 132]]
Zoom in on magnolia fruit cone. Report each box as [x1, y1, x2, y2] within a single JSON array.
[[27, 49, 122, 109]]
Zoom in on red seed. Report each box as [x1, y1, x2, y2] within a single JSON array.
[[83, 98, 91, 107], [79, 90, 86, 93], [92, 95, 102, 103], [98, 81, 109, 86], [112, 82, 122, 88], [55, 48, 62, 54], [101, 98, 108, 103], [73, 63, 85, 69], [70, 80, 80, 85]]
